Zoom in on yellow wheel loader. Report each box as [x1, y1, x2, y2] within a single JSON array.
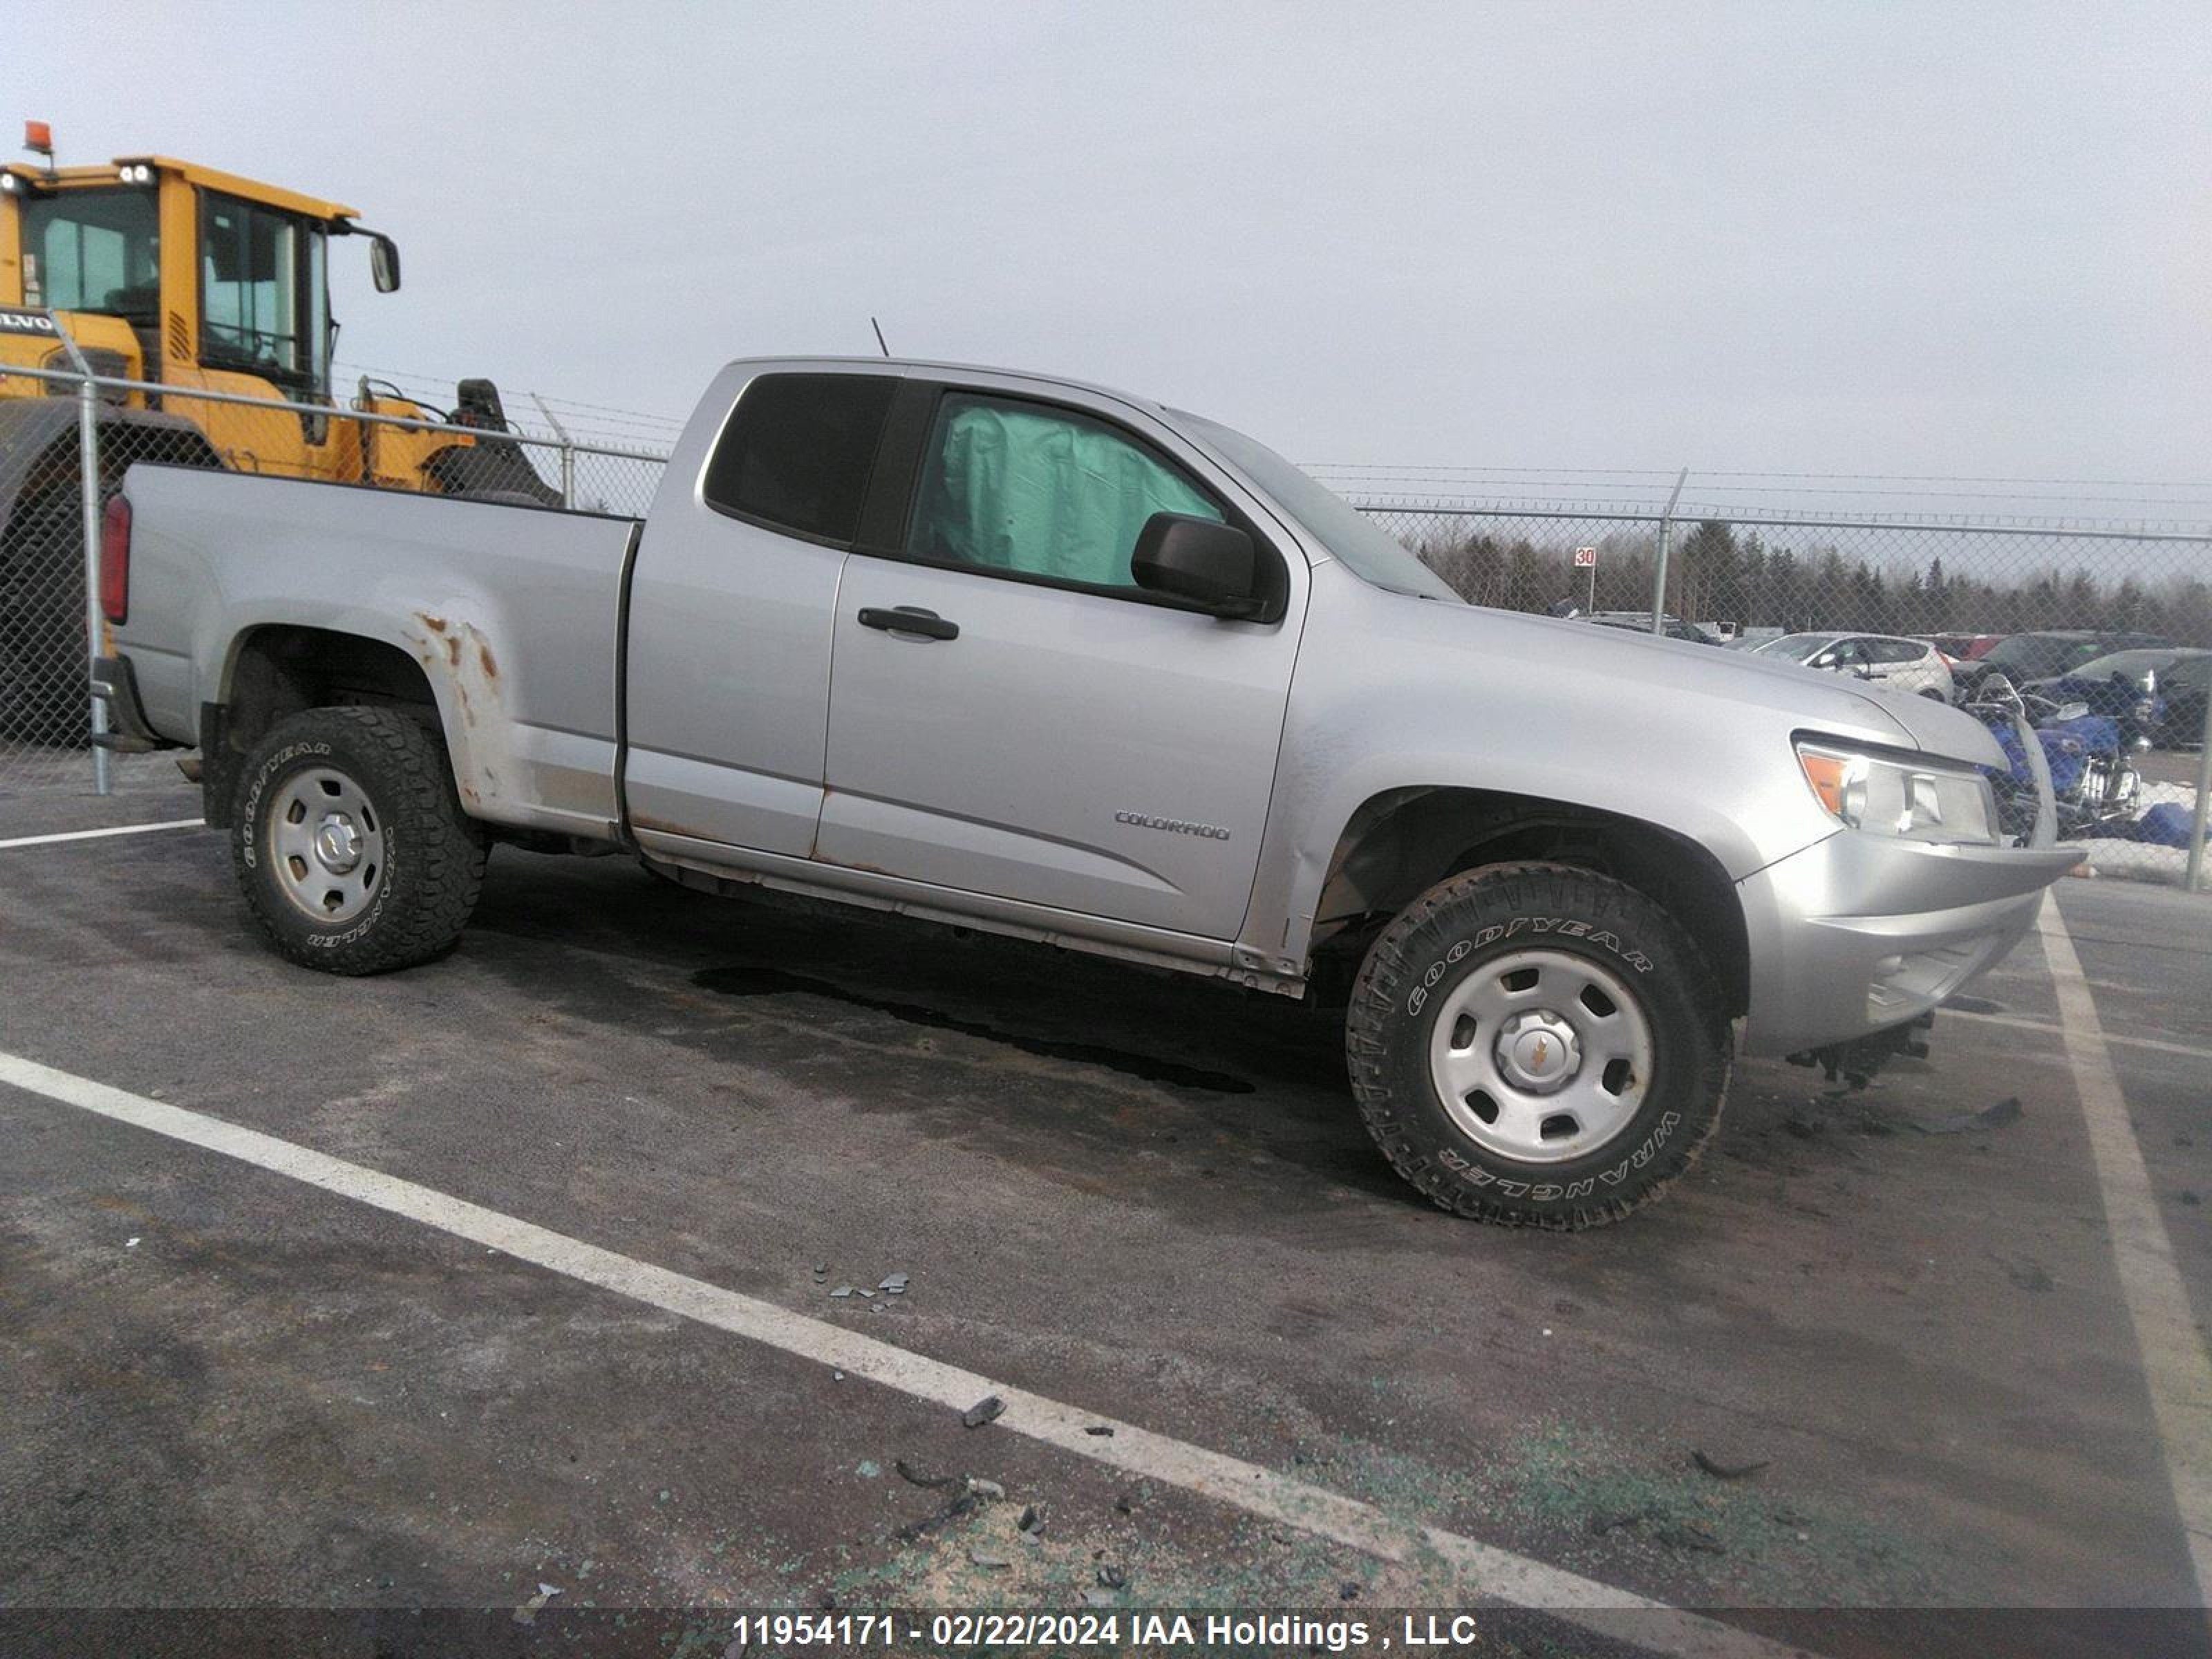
[[0, 122, 552, 742]]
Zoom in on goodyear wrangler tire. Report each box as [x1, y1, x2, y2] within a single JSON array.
[[232, 706, 487, 975], [1346, 862, 1730, 1228]]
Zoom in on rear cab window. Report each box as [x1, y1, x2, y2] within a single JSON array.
[[702, 373, 898, 545]]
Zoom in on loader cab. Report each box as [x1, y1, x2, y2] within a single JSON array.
[[1, 131, 508, 500], [1, 150, 399, 416]]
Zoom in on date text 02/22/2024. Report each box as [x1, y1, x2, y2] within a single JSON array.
[[724, 1611, 1515, 1651]]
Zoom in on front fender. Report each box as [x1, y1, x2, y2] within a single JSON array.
[[1236, 567, 1875, 975]]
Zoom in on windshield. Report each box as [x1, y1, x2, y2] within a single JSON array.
[[21, 187, 160, 319], [1754, 634, 1833, 662], [1983, 635, 2094, 677], [2067, 649, 2175, 679], [1174, 411, 1461, 601]]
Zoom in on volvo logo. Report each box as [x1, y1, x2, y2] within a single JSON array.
[[0, 307, 59, 335], [1116, 810, 1230, 841]]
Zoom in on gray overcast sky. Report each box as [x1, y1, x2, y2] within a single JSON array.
[[17, 2, 2210, 500]]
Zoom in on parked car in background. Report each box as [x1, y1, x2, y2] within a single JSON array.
[[2023, 646, 2212, 749], [1951, 630, 2171, 702], [1752, 632, 1955, 700], [1925, 632, 2005, 663], [1582, 610, 1723, 645]]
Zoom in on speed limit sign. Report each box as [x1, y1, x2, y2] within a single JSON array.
[[1573, 546, 1597, 568]]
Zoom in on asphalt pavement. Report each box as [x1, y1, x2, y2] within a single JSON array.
[[3, 768, 2210, 1658]]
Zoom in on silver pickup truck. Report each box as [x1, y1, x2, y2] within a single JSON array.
[[97, 357, 2078, 1227]]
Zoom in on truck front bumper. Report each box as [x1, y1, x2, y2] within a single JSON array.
[[1736, 830, 2081, 1057]]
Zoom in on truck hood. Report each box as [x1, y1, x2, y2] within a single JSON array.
[[1376, 590, 2008, 769]]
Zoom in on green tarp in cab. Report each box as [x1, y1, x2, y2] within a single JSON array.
[[909, 394, 1222, 587]]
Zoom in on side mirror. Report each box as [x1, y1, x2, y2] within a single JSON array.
[[1132, 512, 1259, 617], [1810, 650, 1837, 669], [369, 234, 402, 293]]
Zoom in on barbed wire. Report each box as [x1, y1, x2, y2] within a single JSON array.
[[1313, 476, 2212, 514], [1342, 495, 2212, 537], [330, 359, 688, 438]]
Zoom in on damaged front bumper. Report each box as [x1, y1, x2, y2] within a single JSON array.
[[1736, 829, 2081, 1058]]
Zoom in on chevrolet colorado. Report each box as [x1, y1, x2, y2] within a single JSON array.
[[95, 358, 2078, 1226]]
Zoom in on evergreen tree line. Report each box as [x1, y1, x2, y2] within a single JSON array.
[[1403, 516, 2212, 646]]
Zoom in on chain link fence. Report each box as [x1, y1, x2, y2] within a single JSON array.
[[3, 348, 2206, 886], [1358, 497, 2212, 885]]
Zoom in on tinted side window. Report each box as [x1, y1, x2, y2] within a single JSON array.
[[704, 373, 897, 544], [906, 393, 1222, 590]]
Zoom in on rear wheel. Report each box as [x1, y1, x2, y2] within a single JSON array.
[[1345, 862, 1730, 1228], [232, 706, 487, 974]]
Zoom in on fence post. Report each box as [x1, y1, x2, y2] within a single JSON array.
[[77, 377, 111, 795], [44, 315, 113, 796], [2186, 678, 2212, 893], [529, 393, 575, 509], [1649, 467, 1688, 635]]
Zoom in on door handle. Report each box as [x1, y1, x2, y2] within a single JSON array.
[[857, 606, 959, 641]]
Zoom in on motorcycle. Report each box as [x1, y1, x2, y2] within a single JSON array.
[[2016, 664, 2166, 753], [1965, 673, 2141, 843]]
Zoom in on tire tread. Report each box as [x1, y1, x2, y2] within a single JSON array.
[[232, 705, 486, 975], [1344, 861, 1730, 1230]]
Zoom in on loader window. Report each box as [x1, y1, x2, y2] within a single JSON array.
[[200, 193, 314, 390], [21, 188, 159, 318]]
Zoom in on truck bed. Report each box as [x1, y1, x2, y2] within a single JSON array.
[[114, 465, 639, 841]]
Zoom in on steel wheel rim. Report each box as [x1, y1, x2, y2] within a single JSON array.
[[267, 765, 386, 925], [1427, 947, 1656, 1164]]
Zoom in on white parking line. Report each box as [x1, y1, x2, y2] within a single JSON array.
[[1947, 1008, 2212, 1068], [2037, 899, 2212, 1600], [0, 1047, 1812, 1659], [0, 817, 204, 852]]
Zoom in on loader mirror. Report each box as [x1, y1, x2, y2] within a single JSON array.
[[369, 234, 401, 293]]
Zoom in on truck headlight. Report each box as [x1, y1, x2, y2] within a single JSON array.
[[1796, 742, 1998, 844]]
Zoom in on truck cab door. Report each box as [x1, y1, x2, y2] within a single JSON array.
[[813, 382, 1305, 941], [623, 368, 901, 854]]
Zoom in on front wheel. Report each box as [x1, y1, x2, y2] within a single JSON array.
[[232, 706, 487, 974], [1345, 863, 1731, 1228]]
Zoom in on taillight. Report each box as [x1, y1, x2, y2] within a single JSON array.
[[100, 494, 131, 625]]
